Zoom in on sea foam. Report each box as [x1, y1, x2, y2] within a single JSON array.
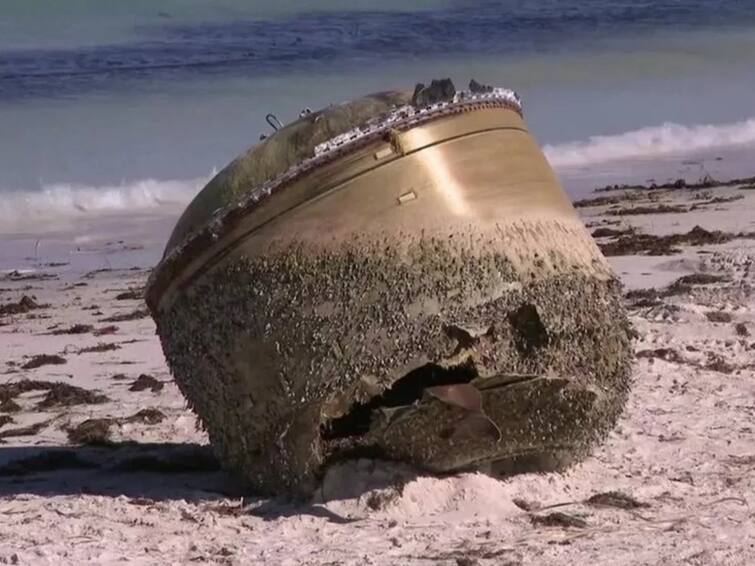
[[3, 116, 755, 232], [544, 117, 755, 168], [0, 176, 207, 231]]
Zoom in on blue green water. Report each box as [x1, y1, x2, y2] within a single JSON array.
[[1, 0, 754, 227]]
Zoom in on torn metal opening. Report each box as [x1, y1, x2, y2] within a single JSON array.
[[321, 361, 478, 441]]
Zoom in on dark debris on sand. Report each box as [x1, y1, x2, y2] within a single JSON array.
[[128, 374, 164, 393], [636, 349, 736, 374], [0, 271, 58, 282], [636, 348, 685, 363], [0, 420, 50, 440], [0, 295, 47, 316], [0, 399, 21, 413], [0, 378, 109, 411], [93, 325, 119, 336], [124, 408, 166, 424], [735, 323, 750, 337], [77, 342, 121, 354], [624, 272, 728, 307], [21, 354, 66, 369], [530, 512, 587, 529], [66, 418, 114, 446], [36, 383, 110, 409], [586, 491, 649, 509], [705, 311, 733, 323], [114, 288, 144, 301], [599, 225, 747, 257], [573, 192, 644, 208], [691, 194, 745, 208], [705, 353, 735, 374], [67, 409, 166, 446], [607, 204, 688, 216], [50, 323, 94, 335], [593, 174, 755, 193], [100, 308, 149, 323], [591, 226, 635, 238]]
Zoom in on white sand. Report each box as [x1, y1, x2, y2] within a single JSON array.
[[0, 185, 753, 565]]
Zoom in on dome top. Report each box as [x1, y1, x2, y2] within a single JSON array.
[[165, 90, 413, 254]]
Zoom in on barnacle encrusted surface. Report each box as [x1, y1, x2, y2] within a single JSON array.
[[156, 227, 632, 495]]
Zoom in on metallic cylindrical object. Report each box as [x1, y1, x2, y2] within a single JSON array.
[[147, 85, 632, 495]]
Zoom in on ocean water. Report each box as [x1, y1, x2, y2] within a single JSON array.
[[1, 0, 755, 234]]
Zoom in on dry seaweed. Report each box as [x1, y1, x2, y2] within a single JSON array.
[[670, 273, 727, 288], [0, 271, 57, 282], [599, 225, 740, 256], [115, 289, 144, 300], [0, 420, 50, 439], [512, 498, 535, 511], [77, 342, 121, 354], [0, 378, 111, 409], [691, 194, 745, 208], [50, 323, 94, 335], [67, 410, 166, 446], [21, 354, 66, 369], [607, 204, 688, 216], [636, 348, 684, 363], [124, 408, 166, 424], [624, 288, 663, 307], [530, 512, 587, 528], [705, 353, 734, 374], [66, 418, 114, 446], [586, 491, 649, 509], [0, 379, 52, 402], [573, 194, 628, 208], [128, 374, 164, 393], [37, 383, 110, 408], [705, 311, 733, 323], [594, 175, 755, 193], [625, 273, 727, 307], [591, 226, 635, 238], [100, 309, 149, 322], [0, 399, 21, 413], [93, 325, 119, 336], [0, 295, 46, 316]]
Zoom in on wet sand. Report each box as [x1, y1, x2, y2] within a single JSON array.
[[0, 180, 753, 565]]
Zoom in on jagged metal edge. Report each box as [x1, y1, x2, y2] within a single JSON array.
[[148, 88, 523, 292]]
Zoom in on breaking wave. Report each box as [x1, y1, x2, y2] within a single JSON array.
[[4, 116, 755, 231], [544, 117, 755, 168], [0, 176, 207, 230]]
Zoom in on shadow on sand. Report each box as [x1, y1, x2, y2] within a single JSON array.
[[0, 443, 411, 523], [0, 442, 243, 501]]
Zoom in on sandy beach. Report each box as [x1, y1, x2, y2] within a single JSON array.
[[0, 177, 753, 565]]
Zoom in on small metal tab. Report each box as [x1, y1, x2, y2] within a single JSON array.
[[397, 191, 417, 205], [374, 147, 394, 160]]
